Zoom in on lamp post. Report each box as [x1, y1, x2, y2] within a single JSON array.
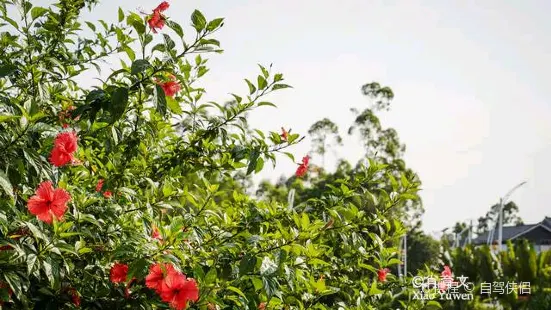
[[498, 181, 527, 251]]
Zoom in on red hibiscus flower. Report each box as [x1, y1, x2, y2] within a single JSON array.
[[159, 272, 199, 310], [68, 288, 80, 307], [27, 181, 71, 224], [103, 191, 112, 199], [158, 80, 181, 98], [96, 179, 104, 192], [280, 127, 288, 141], [155, 1, 170, 12], [295, 155, 310, 177], [110, 263, 129, 283], [49, 131, 78, 167], [377, 268, 390, 282], [147, 2, 170, 33], [152, 226, 162, 240], [145, 263, 177, 293], [148, 10, 165, 33], [441, 265, 452, 278]]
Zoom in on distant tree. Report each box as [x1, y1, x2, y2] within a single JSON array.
[[308, 118, 342, 167], [406, 231, 440, 274], [476, 201, 524, 234]]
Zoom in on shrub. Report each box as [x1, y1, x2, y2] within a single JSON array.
[[0, 1, 428, 309]]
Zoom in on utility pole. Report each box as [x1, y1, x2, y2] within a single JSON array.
[[498, 181, 527, 251], [403, 234, 407, 276]]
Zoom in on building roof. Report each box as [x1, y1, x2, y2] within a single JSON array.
[[472, 217, 551, 245]]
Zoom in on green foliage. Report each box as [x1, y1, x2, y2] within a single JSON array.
[[0, 1, 437, 309], [406, 231, 440, 274], [446, 242, 551, 309]]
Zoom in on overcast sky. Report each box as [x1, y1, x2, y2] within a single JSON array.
[[80, 0, 551, 234]]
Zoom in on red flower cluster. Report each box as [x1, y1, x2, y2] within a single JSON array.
[[152, 226, 163, 240], [148, 1, 170, 33], [110, 263, 129, 284], [27, 181, 71, 223], [95, 179, 104, 192], [156, 74, 181, 98], [49, 131, 78, 167], [377, 268, 390, 282], [145, 263, 199, 310], [68, 288, 80, 307], [280, 127, 288, 141], [295, 155, 310, 177], [439, 265, 453, 292], [95, 179, 113, 198]]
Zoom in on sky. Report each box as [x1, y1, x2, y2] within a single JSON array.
[[79, 0, 551, 235]]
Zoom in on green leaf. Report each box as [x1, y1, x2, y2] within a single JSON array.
[[239, 255, 257, 275], [191, 10, 207, 31], [0, 171, 14, 202], [257, 102, 276, 108], [206, 18, 224, 31], [426, 300, 442, 309], [26, 254, 37, 275], [227, 286, 247, 299], [130, 59, 151, 75], [166, 20, 184, 38], [109, 87, 129, 123], [0, 115, 19, 123], [283, 152, 295, 162], [300, 213, 310, 229], [368, 280, 383, 295], [260, 257, 277, 276], [261, 276, 279, 298], [205, 267, 217, 285], [272, 84, 292, 91], [257, 75, 267, 90], [258, 64, 269, 78], [274, 73, 283, 82], [246, 149, 260, 175], [30, 7, 48, 20], [3, 272, 22, 300], [86, 89, 106, 104], [85, 21, 96, 31], [0, 64, 17, 78], [255, 157, 264, 173], [155, 84, 168, 117], [126, 12, 145, 35], [27, 222, 47, 241], [166, 97, 182, 114], [118, 7, 124, 23], [245, 79, 256, 95], [163, 34, 175, 50]]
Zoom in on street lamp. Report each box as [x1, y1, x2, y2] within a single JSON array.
[[498, 181, 527, 250]]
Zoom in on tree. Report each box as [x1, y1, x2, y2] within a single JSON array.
[[405, 231, 440, 274], [476, 201, 523, 234], [307, 118, 342, 167], [0, 1, 435, 309]]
